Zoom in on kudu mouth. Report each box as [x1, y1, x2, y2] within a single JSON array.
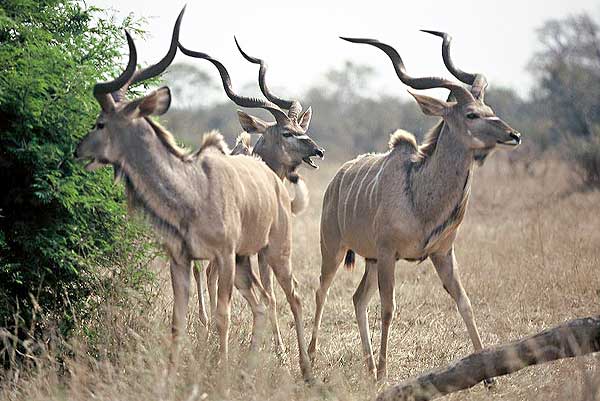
[[75, 155, 109, 171], [497, 131, 521, 147], [74, 148, 109, 170], [302, 148, 325, 169]]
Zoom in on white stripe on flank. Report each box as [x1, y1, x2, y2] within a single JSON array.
[[369, 158, 387, 209], [354, 161, 378, 218], [342, 161, 364, 233]]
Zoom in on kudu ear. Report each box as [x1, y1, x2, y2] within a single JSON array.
[[122, 87, 172, 119], [297, 106, 312, 130], [237, 110, 269, 134], [408, 91, 453, 117]]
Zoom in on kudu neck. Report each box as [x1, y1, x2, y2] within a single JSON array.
[[117, 123, 202, 217], [411, 122, 475, 226], [252, 141, 287, 180]]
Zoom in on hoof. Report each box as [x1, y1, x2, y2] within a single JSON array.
[[484, 377, 496, 389]]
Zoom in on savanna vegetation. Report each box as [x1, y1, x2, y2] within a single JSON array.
[[1, 1, 599, 400]]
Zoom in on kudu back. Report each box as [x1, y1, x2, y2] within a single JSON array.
[[75, 9, 313, 382], [309, 32, 521, 381]]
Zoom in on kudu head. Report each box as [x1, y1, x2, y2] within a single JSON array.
[[75, 8, 184, 171], [177, 31, 324, 174], [340, 35, 521, 154]]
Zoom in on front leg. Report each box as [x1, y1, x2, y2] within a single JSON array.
[[430, 247, 494, 387], [214, 252, 236, 367], [169, 255, 192, 367], [430, 248, 484, 353]]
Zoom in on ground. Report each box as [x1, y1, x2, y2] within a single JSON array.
[[2, 155, 599, 401]]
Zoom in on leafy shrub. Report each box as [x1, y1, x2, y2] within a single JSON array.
[[0, 0, 156, 354]]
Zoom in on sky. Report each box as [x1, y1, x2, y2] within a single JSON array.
[[90, 0, 599, 102]]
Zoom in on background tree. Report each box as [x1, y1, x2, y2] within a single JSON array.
[[529, 13, 600, 186]]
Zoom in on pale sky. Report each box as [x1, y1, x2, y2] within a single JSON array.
[[91, 0, 599, 101]]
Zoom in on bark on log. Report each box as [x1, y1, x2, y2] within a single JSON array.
[[377, 316, 600, 401]]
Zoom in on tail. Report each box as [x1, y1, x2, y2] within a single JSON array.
[[288, 172, 309, 215], [344, 250, 355, 271]]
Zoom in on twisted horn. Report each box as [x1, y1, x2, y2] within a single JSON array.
[[421, 30, 488, 101], [340, 36, 475, 104], [93, 30, 137, 111], [234, 36, 303, 120], [110, 6, 186, 103], [178, 42, 288, 123]]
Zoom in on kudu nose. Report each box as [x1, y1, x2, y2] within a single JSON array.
[[315, 148, 325, 158], [509, 131, 521, 145]]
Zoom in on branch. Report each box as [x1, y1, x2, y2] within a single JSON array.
[[377, 316, 600, 401]]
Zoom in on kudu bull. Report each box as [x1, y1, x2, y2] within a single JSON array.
[[74, 9, 314, 381], [178, 34, 324, 354], [308, 32, 521, 381]]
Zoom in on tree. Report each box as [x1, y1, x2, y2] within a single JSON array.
[[529, 13, 600, 187], [530, 13, 600, 139], [0, 0, 155, 352]]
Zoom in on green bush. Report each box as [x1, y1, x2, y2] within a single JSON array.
[[0, 0, 156, 349]]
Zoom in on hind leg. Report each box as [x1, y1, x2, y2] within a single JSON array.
[[235, 255, 268, 352], [192, 262, 209, 338], [214, 252, 236, 367], [376, 250, 396, 381], [308, 238, 346, 362], [264, 249, 314, 382], [206, 261, 218, 328], [353, 259, 378, 378], [258, 253, 285, 354]]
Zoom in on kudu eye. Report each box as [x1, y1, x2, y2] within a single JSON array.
[[282, 132, 292, 138], [466, 113, 480, 120]]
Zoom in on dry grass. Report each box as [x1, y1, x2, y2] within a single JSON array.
[[2, 154, 600, 401]]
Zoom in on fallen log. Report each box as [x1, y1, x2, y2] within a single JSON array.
[[377, 316, 600, 401]]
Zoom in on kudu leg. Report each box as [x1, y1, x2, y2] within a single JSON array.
[[353, 259, 378, 378], [258, 253, 285, 354], [235, 255, 268, 352], [215, 253, 236, 367], [192, 262, 209, 337], [206, 261, 218, 326], [430, 248, 484, 352], [265, 250, 314, 383], [376, 252, 396, 382], [308, 246, 346, 362], [169, 256, 192, 367]]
